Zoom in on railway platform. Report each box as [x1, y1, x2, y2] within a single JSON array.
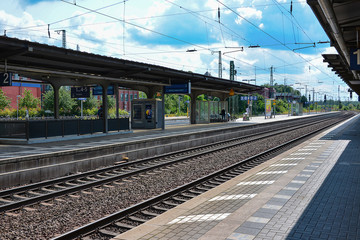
[[0, 113, 319, 159], [112, 113, 360, 240]]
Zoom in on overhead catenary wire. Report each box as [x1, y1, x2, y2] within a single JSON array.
[[2, 0, 344, 89], [60, 0, 211, 52], [216, 0, 343, 85]]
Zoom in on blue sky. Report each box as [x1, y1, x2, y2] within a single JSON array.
[[0, 0, 355, 100]]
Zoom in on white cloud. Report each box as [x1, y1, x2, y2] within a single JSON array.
[[235, 7, 262, 24], [0, 0, 348, 95]]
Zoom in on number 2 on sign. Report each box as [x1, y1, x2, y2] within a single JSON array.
[[2, 73, 9, 84]]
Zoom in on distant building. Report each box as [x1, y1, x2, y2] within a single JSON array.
[[118, 89, 139, 111], [1, 81, 139, 112], [0, 82, 41, 109]]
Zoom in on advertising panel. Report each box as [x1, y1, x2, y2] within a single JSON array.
[[265, 98, 272, 118]]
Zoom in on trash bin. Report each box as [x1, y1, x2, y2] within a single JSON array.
[[243, 113, 249, 121]]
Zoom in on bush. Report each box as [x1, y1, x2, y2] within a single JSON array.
[[0, 108, 12, 118]]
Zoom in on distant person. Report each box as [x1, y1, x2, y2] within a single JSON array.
[[221, 109, 226, 120], [97, 105, 103, 118]]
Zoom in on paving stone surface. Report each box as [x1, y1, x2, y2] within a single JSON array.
[[113, 115, 360, 240]]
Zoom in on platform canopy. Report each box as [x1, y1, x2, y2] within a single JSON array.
[[0, 36, 262, 97], [308, 0, 360, 94]]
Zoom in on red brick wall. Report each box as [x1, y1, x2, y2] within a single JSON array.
[[0, 86, 41, 109]]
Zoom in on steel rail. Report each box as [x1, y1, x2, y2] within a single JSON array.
[[0, 113, 343, 213], [51, 113, 351, 240]]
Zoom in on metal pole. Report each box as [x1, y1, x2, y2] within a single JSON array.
[[218, 51, 222, 78], [81, 100, 83, 119]]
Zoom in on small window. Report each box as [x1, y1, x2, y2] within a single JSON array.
[[130, 94, 133, 101]]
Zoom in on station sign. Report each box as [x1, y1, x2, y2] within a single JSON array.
[[71, 86, 90, 98], [164, 83, 191, 94], [350, 48, 360, 70], [0, 72, 12, 86], [240, 96, 257, 101], [93, 85, 114, 95]]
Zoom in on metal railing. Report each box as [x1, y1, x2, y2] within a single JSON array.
[[0, 118, 129, 140]]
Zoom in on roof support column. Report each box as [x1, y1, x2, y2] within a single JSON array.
[[114, 83, 119, 119], [161, 87, 165, 130], [101, 83, 109, 133], [51, 83, 60, 119], [189, 90, 201, 124]]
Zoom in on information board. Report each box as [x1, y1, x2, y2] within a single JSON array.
[[93, 85, 114, 95], [71, 86, 90, 98], [240, 96, 258, 101], [164, 83, 191, 94]]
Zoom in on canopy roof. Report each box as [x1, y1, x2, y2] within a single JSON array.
[[0, 36, 262, 96], [308, 0, 360, 94]]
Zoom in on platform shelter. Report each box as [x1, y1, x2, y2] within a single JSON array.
[[0, 36, 261, 140]]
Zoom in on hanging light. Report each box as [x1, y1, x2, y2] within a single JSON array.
[[229, 88, 235, 96]]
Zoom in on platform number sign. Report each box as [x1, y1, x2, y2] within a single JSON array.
[[0, 72, 12, 86], [350, 48, 360, 70]]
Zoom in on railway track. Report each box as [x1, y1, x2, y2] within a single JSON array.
[[50, 112, 353, 240], [0, 113, 354, 240], [0, 113, 342, 213]]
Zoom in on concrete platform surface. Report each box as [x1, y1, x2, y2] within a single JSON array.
[[112, 113, 360, 240], [0, 113, 320, 160]]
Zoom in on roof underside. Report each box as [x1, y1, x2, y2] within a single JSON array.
[[308, 0, 360, 95], [0, 36, 262, 96]]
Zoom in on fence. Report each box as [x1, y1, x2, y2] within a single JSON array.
[[0, 118, 129, 140]]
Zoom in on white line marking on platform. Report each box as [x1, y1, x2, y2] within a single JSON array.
[[308, 165, 319, 168], [270, 163, 297, 167], [291, 180, 306, 184], [298, 174, 311, 177], [228, 233, 255, 240], [247, 216, 270, 224], [281, 157, 305, 161], [209, 194, 257, 201], [302, 169, 315, 172], [298, 148, 317, 151], [167, 213, 231, 224], [291, 153, 312, 155], [237, 181, 275, 186], [263, 204, 282, 210], [273, 194, 291, 200], [284, 187, 299, 191], [256, 171, 288, 175]]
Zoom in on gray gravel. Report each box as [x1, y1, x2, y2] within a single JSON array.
[[0, 120, 337, 239]]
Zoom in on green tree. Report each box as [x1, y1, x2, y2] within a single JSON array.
[[19, 89, 40, 109], [0, 89, 11, 110], [164, 94, 178, 114], [82, 92, 99, 110], [43, 87, 76, 115]]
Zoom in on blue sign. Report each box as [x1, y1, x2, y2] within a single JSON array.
[[240, 96, 258, 101], [93, 85, 114, 95], [350, 48, 360, 70], [164, 83, 191, 94]]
